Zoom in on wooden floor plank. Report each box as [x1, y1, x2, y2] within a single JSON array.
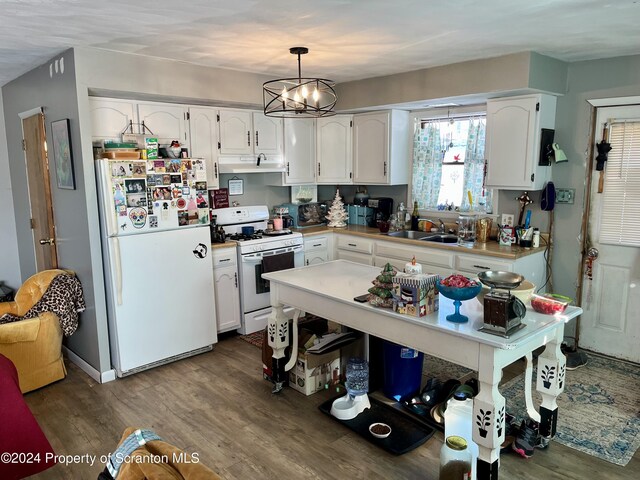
[[22, 336, 638, 479]]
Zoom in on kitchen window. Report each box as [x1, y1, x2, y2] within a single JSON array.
[[411, 115, 492, 212]]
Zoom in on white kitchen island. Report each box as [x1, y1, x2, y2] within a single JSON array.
[[263, 260, 582, 480]]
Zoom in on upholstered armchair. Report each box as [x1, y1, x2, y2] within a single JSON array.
[[0, 269, 69, 393]]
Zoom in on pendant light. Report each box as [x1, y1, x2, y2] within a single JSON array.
[[263, 47, 337, 118]]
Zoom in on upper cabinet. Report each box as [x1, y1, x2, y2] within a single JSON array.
[[353, 110, 410, 185], [137, 103, 189, 146], [485, 94, 557, 190], [283, 118, 316, 185], [317, 115, 353, 184], [89, 98, 137, 140], [218, 109, 282, 157], [189, 106, 220, 189]]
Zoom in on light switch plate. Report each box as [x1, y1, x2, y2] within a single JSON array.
[[556, 188, 575, 204], [501, 214, 515, 226]]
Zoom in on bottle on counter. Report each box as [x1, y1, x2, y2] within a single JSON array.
[[411, 201, 420, 231], [533, 228, 540, 248], [440, 436, 472, 480]]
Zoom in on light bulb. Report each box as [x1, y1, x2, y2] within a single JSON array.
[[312, 88, 320, 102], [281, 87, 288, 100], [293, 90, 301, 103], [301, 84, 308, 98]]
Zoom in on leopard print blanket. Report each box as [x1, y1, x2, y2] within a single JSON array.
[[0, 273, 85, 337]]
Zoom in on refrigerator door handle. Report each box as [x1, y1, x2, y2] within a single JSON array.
[[112, 237, 123, 305], [98, 159, 118, 236]]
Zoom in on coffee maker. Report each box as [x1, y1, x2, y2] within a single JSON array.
[[367, 197, 394, 227]]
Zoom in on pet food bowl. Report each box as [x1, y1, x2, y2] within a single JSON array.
[[369, 423, 391, 438]]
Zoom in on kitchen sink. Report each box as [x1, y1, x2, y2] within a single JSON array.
[[383, 230, 429, 240], [419, 233, 459, 243]]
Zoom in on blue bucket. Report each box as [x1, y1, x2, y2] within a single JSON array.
[[382, 340, 424, 401]]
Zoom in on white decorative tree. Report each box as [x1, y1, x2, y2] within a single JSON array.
[[326, 189, 349, 228]]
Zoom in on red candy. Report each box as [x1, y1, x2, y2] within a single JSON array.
[[531, 294, 569, 314], [441, 274, 478, 288]]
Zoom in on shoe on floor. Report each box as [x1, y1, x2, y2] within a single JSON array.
[[512, 419, 538, 458], [566, 351, 588, 370]]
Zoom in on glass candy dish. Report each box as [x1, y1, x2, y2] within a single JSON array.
[[437, 278, 481, 323]]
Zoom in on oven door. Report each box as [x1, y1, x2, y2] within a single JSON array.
[[240, 245, 303, 313]]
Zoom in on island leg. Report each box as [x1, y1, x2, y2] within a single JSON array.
[[536, 326, 566, 445], [267, 303, 289, 394], [473, 345, 505, 480]]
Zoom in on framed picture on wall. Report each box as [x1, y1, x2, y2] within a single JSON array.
[[51, 118, 75, 190]]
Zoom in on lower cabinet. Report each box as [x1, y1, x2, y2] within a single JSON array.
[[335, 235, 374, 265], [212, 248, 241, 333], [304, 235, 329, 265]]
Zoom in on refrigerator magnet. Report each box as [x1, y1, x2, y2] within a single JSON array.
[[153, 160, 166, 172], [132, 163, 146, 176], [129, 208, 147, 229], [195, 181, 206, 190], [149, 216, 158, 228], [176, 198, 187, 209], [182, 186, 190, 196], [170, 174, 182, 184], [168, 159, 181, 173], [162, 174, 171, 185]]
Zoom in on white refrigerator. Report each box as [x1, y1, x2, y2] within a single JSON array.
[[96, 157, 217, 377]]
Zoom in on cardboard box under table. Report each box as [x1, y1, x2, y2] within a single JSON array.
[[392, 273, 439, 317], [289, 349, 341, 396]]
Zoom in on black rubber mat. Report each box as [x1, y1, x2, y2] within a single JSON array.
[[318, 395, 435, 455]]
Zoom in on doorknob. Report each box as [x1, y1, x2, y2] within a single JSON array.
[[39, 238, 55, 245]]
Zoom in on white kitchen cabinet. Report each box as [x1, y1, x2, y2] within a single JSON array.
[[304, 235, 329, 265], [335, 235, 374, 265], [353, 110, 410, 185], [375, 240, 455, 278], [218, 109, 283, 157], [212, 248, 241, 333], [89, 98, 138, 140], [317, 115, 353, 184], [283, 118, 316, 185], [485, 94, 556, 190], [253, 112, 283, 156], [137, 103, 189, 146], [456, 251, 546, 288], [189, 106, 220, 189]]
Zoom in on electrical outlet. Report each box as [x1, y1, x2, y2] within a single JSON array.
[[501, 214, 515, 226], [556, 188, 575, 204]]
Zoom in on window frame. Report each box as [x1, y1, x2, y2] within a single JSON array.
[[409, 106, 499, 218]]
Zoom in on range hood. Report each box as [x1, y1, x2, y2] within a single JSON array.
[[218, 155, 285, 174]]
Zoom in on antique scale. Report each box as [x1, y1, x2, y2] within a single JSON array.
[[478, 271, 527, 337]]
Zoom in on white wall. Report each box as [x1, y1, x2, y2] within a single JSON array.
[[0, 92, 21, 289]]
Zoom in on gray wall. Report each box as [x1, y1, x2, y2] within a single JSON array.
[[218, 174, 290, 209], [0, 92, 21, 290], [552, 54, 640, 337], [336, 52, 567, 111], [2, 49, 111, 372]]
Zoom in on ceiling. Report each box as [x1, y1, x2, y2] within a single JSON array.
[[1, 0, 639, 88]]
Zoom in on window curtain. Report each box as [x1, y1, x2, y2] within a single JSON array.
[[460, 117, 490, 211], [412, 121, 443, 209]]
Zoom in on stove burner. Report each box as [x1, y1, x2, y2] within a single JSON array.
[[227, 232, 264, 242]]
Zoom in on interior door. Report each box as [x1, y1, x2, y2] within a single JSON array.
[[21, 113, 58, 271], [579, 105, 640, 362]]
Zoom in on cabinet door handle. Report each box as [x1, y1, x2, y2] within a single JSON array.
[[255, 131, 259, 146], [234, 272, 238, 288], [473, 264, 491, 270], [286, 162, 290, 176], [318, 162, 321, 176], [383, 161, 387, 176], [348, 243, 357, 247], [313, 243, 322, 247], [214, 162, 218, 179], [306, 259, 309, 265], [220, 258, 230, 262], [247, 131, 251, 146]]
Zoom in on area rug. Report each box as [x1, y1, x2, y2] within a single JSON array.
[[239, 331, 263, 348], [501, 353, 640, 466]]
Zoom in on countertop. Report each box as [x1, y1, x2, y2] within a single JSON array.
[[211, 241, 237, 250], [293, 225, 545, 260]]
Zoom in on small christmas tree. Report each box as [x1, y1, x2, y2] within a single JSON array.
[[367, 263, 397, 308], [326, 189, 348, 228]]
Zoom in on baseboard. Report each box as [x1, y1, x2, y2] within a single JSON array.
[[63, 346, 116, 383]]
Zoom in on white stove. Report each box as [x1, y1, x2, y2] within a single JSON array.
[[215, 206, 303, 334]]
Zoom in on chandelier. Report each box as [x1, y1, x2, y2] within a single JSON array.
[[263, 47, 337, 118]]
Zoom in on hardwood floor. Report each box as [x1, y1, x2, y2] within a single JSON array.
[[26, 337, 638, 479]]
